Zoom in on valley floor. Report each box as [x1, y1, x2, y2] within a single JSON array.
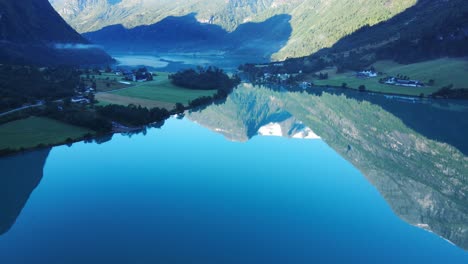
[[94, 72, 216, 109]]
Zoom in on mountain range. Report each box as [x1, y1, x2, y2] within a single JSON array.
[[0, 0, 112, 65], [49, 0, 418, 60]]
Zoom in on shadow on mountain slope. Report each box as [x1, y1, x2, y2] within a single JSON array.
[[303, 0, 468, 64], [84, 13, 292, 60], [0, 0, 113, 65]]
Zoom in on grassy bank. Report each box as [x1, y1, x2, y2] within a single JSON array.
[[312, 58, 468, 96], [96, 72, 216, 109], [0, 117, 94, 151]]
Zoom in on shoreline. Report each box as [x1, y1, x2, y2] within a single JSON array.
[[311, 84, 467, 100], [0, 119, 167, 158], [2, 81, 467, 158]]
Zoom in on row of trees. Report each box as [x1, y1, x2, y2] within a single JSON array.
[[96, 104, 170, 127], [432, 85, 468, 99], [44, 103, 112, 133]]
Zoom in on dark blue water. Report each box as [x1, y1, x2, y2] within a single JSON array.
[[0, 118, 466, 263]]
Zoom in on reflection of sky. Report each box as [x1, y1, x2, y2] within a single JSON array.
[[0, 118, 466, 263]]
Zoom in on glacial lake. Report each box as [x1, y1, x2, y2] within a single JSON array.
[[0, 86, 467, 263]]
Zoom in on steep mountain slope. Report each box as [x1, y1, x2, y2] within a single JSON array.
[[50, 0, 417, 60], [0, 0, 113, 65], [244, 0, 468, 77], [329, 0, 468, 62]]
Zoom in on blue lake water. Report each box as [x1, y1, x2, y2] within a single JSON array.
[[0, 116, 467, 264]]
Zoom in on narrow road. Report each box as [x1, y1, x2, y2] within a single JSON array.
[[0, 103, 43, 118]]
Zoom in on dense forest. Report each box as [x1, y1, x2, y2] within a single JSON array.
[[0, 65, 79, 112], [169, 67, 241, 95]]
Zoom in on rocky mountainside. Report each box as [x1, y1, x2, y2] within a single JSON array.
[[0, 0, 113, 65], [49, 0, 416, 60]]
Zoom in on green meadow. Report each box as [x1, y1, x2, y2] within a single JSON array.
[[96, 72, 216, 109], [0, 117, 94, 150], [313, 58, 468, 96]]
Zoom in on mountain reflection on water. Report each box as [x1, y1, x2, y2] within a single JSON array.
[[0, 149, 50, 235], [189, 84, 468, 250], [0, 84, 466, 254]]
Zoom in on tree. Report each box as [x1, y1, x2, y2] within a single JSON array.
[[175, 103, 185, 113], [341, 83, 348, 88], [358, 85, 366, 92]]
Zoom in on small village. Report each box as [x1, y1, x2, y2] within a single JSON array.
[[70, 67, 158, 106], [245, 62, 430, 94], [115, 68, 155, 83], [356, 69, 425, 88]]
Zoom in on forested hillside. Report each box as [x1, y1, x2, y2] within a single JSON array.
[[0, 0, 113, 65], [242, 0, 468, 81]]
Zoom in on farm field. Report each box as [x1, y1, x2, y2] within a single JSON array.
[[95, 93, 175, 109], [82, 72, 129, 92], [313, 58, 468, 96], [96, 72, 216, 109], [0, 117, 94, 150]]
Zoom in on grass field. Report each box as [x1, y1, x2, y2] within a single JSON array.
[[83, 72, 130, 92], [0, 117, 94, 150], [97, 72, 216, 109], [95, 93, 175, 109], [313, 58, 468, 96]]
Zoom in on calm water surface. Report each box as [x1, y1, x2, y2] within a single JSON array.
[[0, 87, 467, 263]]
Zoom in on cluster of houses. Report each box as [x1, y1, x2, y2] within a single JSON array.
[[356, 69, 425, 88], [72, 86, 95, 104], [383, 77, 425, 87], [254, 62, 284, 68], [259, 73, 294, 84], [356, 70, 378, 78], [115, 68, 154, 83]]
